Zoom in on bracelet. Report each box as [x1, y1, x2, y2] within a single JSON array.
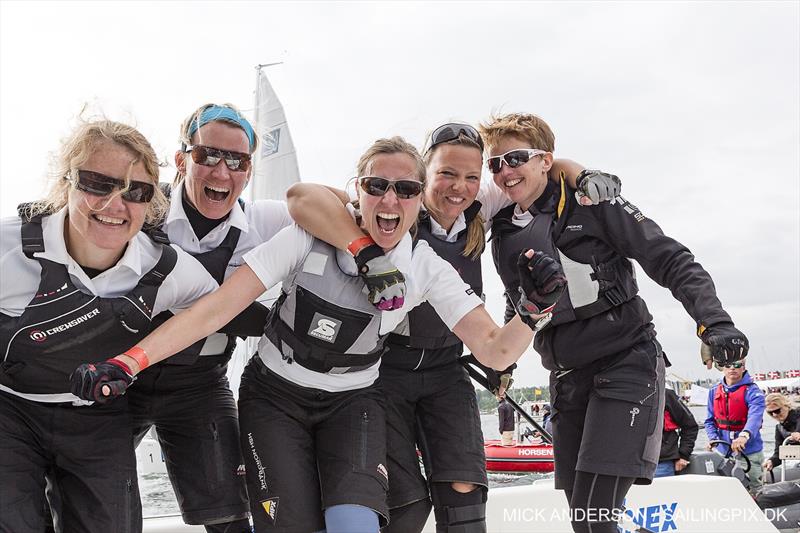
[[347, 235, 376, 257], [123, 346, 150, 372]]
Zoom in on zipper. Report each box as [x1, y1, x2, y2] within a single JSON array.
[[359, 411, 369, 469]]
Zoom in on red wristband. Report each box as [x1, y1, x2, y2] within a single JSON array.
[[347, 235, 376, 257], [123, 346, 149, 372]]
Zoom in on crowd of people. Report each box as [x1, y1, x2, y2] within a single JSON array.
[[0, 105, 753, 533]]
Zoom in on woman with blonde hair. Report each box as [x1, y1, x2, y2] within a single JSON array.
[[0, 118, 219, 532], [763, 392, 800, 472], [70, 135, 567, 532]]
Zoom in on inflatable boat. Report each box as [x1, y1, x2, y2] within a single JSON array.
[[484, 439, 555, 473]]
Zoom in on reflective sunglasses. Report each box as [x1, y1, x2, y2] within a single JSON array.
[[71, 170, 155, 203], [185, 145, 251, 172], [767, 408, 783, 416], [722, 362, 745, 369], [487, 149, 548, 174], [427, 123, 484, 153], [358, 176, 424, 199]]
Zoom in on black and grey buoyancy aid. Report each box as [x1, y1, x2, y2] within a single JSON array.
[[264, 239, 386, 374], [388, 203, 484, 350], [0, 211, 176, 397], [145, 186, 244, 365], [490, 179, 638, 328]]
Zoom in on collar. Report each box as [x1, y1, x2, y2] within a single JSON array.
[[165, 181, 249, 234], [38, 207, 144, 276]]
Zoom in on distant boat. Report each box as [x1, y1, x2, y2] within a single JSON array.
[[484, 439, 554, 473]]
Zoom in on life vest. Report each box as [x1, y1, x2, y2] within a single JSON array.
[[490, 178, 638, 329], [144, 185, 244, 365], [388, 202, 483, 350], [263, 239, 386, 374], [712, 383, 752, 431], [0, 210, 175, 396], [663, 409, 679, 432]]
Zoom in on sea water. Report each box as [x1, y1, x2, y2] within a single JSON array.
[[140, 405, 780, 517]]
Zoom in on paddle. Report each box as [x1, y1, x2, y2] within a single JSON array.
[[460, 356, 553, 444]]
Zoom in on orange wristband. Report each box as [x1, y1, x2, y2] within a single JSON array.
[[347, 235, 376, 257], [123, 346, 150, 372]]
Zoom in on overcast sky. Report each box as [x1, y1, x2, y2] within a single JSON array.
[[1, 1, 798, 386]]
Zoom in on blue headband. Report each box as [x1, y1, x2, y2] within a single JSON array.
[[187, 105, 256, 150]]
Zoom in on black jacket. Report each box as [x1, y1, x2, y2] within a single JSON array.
[[498, 400, 515, 433], [770, 408, 800, 467], [494, 181, 733, 369], [660, 388, 699, 462]]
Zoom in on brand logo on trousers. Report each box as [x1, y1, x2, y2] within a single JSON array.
[[629, 407, 640, 427], [260, 497, 279, 523], [308, 313, 342, 343]]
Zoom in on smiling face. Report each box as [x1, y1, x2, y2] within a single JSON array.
[[489, 135, 553, 211], [424, 144, 482, 231], [358, 152, 423, 251], [65, 140, 151, 266], [176, 121, 251, 220]]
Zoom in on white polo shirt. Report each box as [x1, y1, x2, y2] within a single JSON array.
[[0, 208, 219, 402], [426, 178, 511, 242], [160, 181, 293, 353], [243, 225, 483, 392]]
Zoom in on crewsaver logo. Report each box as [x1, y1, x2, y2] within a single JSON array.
[[260, 497, 279, 523], [308, 313, 342, 343], [28, 308, 101, 341]]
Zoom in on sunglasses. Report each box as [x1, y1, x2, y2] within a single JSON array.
[[185, 145, 251, 172], [427, 123, 484, 153], [722, 362, 745, 369], [358, 176, 424, 199], [767, 408, 783, 416], [71, 170, 155, 203], [487, 149, 548, 174]]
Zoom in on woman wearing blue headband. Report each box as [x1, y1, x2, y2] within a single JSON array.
[[122, 103, 292, 533]]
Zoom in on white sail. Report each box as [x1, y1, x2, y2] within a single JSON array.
[[249, 64, 301, 201], [227, 65, 302, 396]]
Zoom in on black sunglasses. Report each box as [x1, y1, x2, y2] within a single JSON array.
[[185, 145, 251, 172], [358, 176, 424, 199], [427, 123, 484, 153], [71, 170, 155, 203], [723, 362, 745, 369], [487, 149, 548, 174], [767, 408, 783, 416]]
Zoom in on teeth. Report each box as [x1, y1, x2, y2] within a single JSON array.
[[94, 214, 125, 225], [205, 185, 230, 193], [504, 178, 523, 188], [445, 196, 465, 204], [377, 212, 399, 220]]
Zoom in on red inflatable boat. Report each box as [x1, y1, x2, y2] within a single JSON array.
[[484, 440, 555, 473]]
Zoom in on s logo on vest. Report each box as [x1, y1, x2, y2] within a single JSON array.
[[308, 313, 342, 343]]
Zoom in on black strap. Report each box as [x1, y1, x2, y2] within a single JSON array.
[[20, 211, 45, 258], [138, 244, 178, 287]]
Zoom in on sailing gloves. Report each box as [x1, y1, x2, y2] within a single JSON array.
[[353, 241, 406, 311], [489, 364, 516, 399], [516, 250, 567, 329], [699, 322, 749, 367], [70, 358, 134, 403], [575, 169, 622, 205]]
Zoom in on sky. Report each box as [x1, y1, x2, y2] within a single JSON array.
[[1, 1, 798, 387]]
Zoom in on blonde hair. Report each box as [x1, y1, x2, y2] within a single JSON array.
[[26, 118, 167, 225], [479, 112, 555, 153], [422, 132, 485, 259], [174, 102, 258, 185], [765, 392, 796, 409]]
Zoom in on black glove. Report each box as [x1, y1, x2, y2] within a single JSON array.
[[516, 251, 567, 317], [353, 243, 406, 311], [699, 322, 749, 366], [487, 364, 516, 397], [575, 169, 622, 205], [70, 358, 135, 403]]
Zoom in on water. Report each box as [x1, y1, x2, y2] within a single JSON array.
[[139, 405, 781, 517]]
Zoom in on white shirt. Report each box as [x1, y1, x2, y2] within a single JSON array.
[[161, 181, 293, 353], [243, 225, 483, 392], [0, 207, 219, 402]]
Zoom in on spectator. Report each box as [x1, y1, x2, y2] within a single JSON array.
[[499, 396, 515, 446], [655, 387, 699, 477], [763, 392, 800, 473]]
